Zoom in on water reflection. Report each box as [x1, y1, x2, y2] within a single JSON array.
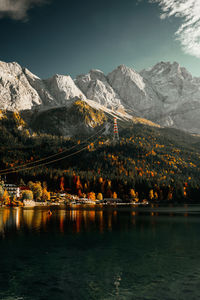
[[0, 207, 116, 235], [0, 206, 195, 236], [0, 207, 200, 300]]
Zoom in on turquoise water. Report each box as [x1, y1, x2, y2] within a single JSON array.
[[0, 207, 200, 300]]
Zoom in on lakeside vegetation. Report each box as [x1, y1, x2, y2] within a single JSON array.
[[1, 110, 200, 203]]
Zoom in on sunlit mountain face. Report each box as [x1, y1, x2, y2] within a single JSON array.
[[1, 60, 200, 135]]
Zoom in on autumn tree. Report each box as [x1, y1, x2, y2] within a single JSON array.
[[154, 191, 158, 200], [97, 193, 103, 201], [2, 190, 10, 203], [76, 176, 83, 196], [42, 188, 50, 202], [60, 177, 64, 191], [22, 190, 33, 200], [130, 189, 139, 202], [130, 189, 136, 198], [88, 192, 96, 201], [113, 192, 118, 199], [149, 189, 154, 201], [28, 181, 42, 201]]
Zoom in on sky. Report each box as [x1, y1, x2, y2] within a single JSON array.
[[0, 0, 200, 79]]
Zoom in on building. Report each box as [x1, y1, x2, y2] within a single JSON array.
[[103, 198, 122, 204], [4, 184, 20, 198]]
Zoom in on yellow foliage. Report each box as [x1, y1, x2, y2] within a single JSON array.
[[149, 189, 154, 200], [13, 111, 25, 127], [130, 189, 136, 198], [132, 117, 160, 127], [42, 188, 50, 201], [73, 100, 107, 127], [0, 110, 7, 120], [2, 190, 10, 202], [97, 193, 103, 201], [107, 180, 112, 188], [154, 192, 158, 200]]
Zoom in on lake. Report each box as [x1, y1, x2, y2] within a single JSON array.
[[0, 206, 200, 300]]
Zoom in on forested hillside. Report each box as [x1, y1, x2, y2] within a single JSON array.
[[1, 110, 200, 202]]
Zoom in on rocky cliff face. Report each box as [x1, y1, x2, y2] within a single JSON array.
[[140, 62, 200, 132], [0, 61, 86, 111], [107, 64, 148, 114], [75, 69, 121, 109], [1, 60, 200, 134], [0, 61, 41, 111]]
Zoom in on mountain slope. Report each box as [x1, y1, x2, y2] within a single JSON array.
[[76, 62, 200, 134], [1, 60, 200, 134], [1, 113, 200, 202], [28, 100, 107, 136]]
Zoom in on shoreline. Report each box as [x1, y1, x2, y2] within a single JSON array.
[[1, 203, 200, 214]]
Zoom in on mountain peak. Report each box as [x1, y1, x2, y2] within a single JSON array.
[[44, 74, 85, 105], [0, 60, 200, 134], [75, 69, 121, 109], [143, 61, 183, 77], [0, 60, 42, 111], [108, 64, 146, 94], [0, 60, 20, 67], [115, 64, 135, 74], [0, 60, 23, 76], [141, 61, 193, 81]]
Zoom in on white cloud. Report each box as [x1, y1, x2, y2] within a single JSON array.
[[150, 0, 200, 58], [0, 0, 49, 21]]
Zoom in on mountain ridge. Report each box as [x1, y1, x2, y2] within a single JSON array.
[[1, 60, 200, 134]]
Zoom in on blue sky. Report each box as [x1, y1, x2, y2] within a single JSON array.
[[0, 0, 200, 78]]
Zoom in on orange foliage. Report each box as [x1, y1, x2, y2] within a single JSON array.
[[87, 192, 96, 201], [60, 177, 65, 191], [113, 192, 117, 199]]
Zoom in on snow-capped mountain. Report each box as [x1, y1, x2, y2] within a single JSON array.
[[76, 62, 200, 133], [0, 61, 85, 111], [1, 60, 200, 134], [107, 64, 148, 114], [140, 62, 200, 132], [0, 61, 42, 111], [75, 69, 121, 109]]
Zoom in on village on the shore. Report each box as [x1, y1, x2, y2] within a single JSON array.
[[0, 180, 149, 207]]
